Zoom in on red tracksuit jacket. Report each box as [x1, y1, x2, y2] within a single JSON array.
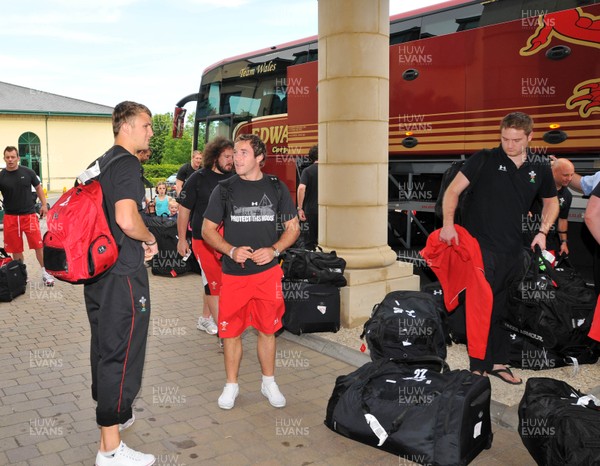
[[420, 225, 493, 360]]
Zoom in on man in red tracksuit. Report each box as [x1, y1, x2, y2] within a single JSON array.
[[440, 112, 558, 384]]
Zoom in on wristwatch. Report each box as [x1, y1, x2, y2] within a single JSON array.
[[272, 247, 280, 258]]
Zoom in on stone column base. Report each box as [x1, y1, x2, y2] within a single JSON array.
[[340, 261, 420, 328]]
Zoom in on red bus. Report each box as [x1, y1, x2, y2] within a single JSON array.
[[175, 0, 600, 262]]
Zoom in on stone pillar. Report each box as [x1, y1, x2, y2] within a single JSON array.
[[318, 0, 419, 327]]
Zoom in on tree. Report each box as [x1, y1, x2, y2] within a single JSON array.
[[149, 112, 199, 165]]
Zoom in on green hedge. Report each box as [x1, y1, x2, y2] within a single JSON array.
[[143, 164, 181, 178]]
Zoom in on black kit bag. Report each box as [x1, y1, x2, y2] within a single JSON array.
[[361, 290, 447, 361], [421, 281, 464, 345], [281, 247, 347, 287], [518, 377, 600, 466], [508, 332, 599, 371], [144, 216, 197, 276], [325, 357, 493, 466], [505, 247, 596, 351], [0, 248, 27, 302], [282, 281, 340, 335]]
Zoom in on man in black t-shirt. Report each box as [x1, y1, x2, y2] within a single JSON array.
[[177, 137, 234, 335], [0, 146, 53, 285], [202, 134, 300, 410], [84, 102, 158, 466], [175, 149, 202, 196], [297, 144, 318, 250], [440, 112, 558, 385], [526, 158, 573, 255]]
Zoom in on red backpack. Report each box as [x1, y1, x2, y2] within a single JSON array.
[[43, 152, 128, 284]]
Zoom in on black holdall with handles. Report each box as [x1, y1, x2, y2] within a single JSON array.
[[518, 377, 600, 466], [281, 281, 340, 335], [0, 248, 27, 302], [280, 247, 347, 287], [325, 357, 493, 466], [505, 246, 596, 351]]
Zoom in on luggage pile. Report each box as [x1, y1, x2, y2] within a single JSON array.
[[280, 248, 346, 335], [504, 249, 599, 370], [325, 290, 493, 465]]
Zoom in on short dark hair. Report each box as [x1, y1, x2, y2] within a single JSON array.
[[500, 112, 533, 135], [3, 146, 18, 157], [234, 133, 267, 167], [112, 101, 152, 137], [308, 144, 318, 162], [203, 136, 234, 169]]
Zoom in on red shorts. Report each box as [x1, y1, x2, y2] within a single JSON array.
[[192, 238, 222, 295], [218, 265, 285, 338], [3, 213, 43, 253]]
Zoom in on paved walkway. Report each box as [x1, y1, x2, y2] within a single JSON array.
[[0, 248, 540, 466]]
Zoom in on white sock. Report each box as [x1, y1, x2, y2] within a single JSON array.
[[225, 382, 238, 388], [262, 375, 275, 386]]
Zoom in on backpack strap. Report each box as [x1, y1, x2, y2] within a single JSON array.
[[78, 149, 132, 184], [218, 174, 239, 220]]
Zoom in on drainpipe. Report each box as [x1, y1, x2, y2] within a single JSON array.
[[45, 113, 50, 192]]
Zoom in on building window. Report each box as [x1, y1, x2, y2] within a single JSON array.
[[18, 132, 42, 178]]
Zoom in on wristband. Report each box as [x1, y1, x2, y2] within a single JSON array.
[[297, 207, 303, 211], [538, 230, 547, 236], [557, 230, 568, 234], [144, 239, 157, 246], [229, 246, 237, 259], [560, 239, 567, 243]]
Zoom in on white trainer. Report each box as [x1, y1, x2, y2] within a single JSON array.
[[42, 270, 55, 287], [261, 382, 286, 408], [95, 441, 155, 466], [218, 383, 239, 410], [197, 316, 218, 335]]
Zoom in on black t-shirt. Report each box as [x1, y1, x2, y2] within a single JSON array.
[[176, 163, 197, 183], [178, 168, 232, 240], [204, 174, 297, 276], [461, 146, 557, 253], [0, 166, 40, 214], [299, 162, 318, 214], [556, 186, 572, 220], [98, 146, 146, 275]]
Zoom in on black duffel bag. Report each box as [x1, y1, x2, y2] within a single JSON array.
[[505, 247, 596, 350], [325, 357, 493, 466], [519, 377, 600, 466], [0, 248, 27, 302], [281, 247, 346, 287], [361, 290, 447, 361]]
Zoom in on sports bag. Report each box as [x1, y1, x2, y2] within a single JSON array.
[[281, 247, 347, 287], [325, 357, 493, 465], [361, 290, 447, 361], [43, 150, 128, 284], [505, 247, 596, 350], [518, 377, 600, 466], [0, 248, 27, 302], [508, 332, 599, 371]]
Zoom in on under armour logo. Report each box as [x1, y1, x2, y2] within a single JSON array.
[[251, 202, 258, 206], [433, 290, 442, 295], [498, 165, 507, 172], [510, 333, 516, 340]]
